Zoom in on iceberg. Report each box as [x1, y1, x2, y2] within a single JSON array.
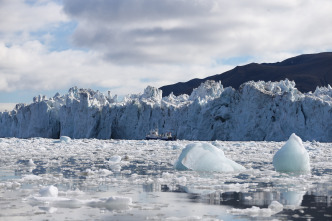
[[174, 143, 245, 172], [273, 133, 310, 173]]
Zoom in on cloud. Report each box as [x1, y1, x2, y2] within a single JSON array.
[[63, 0, 332, 66], [0, 40, 228, 95], [1, 0, 332, 102], [0, 0, 67, 34]]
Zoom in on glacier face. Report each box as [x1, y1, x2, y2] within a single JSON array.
[[1, 80, 332, 141]]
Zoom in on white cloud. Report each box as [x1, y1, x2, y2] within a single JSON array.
[[1, 0, 332, 100], [0, 40, 230, 95], [0, 0, 67, 33], [63, 0, 332, 66]]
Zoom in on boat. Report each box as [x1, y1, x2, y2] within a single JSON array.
[[145, 129, 176, 141]]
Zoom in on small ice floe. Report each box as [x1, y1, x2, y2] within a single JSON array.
[[39, 185, 58, 197], [86, 196, 132, 211], [39, 206, 58, 213], [21, 174, 42, 181], [109, 155, 121, 164], [228, 201, 283, 217], [30, 186, 83, 209], [60, 136, 71, 143], [108, 155, 122, 171], [27, 159, 36, 167], [273, 133, 310, 173], [174, 143, 245, 172]]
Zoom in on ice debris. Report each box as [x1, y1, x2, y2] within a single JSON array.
[[32, 186, 132, 211], [174, 143, 245, 172], [39, 185, 58, 197], [273, 133, 310, 173], [86, 196, 132, 211], [109, 155, 121, 164], [228, 200, 283, 217], [60, 136, 71, 143], [27, 159, 36, 167]]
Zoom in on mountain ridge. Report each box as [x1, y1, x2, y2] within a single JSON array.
[[159, 52, 332, 96]]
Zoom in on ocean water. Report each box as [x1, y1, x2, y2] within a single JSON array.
[[0, 138, 331, 220]]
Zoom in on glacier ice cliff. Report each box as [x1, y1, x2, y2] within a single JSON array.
[[1, 80, 332, 141]]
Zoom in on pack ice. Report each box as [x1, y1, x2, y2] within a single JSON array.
[[273, 133, 310, 173], [1, 80, 332, 141], [175, 143, 245, 172]]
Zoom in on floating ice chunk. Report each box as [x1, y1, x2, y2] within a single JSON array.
[[60, 136, 71, 143], [109, 155, 121, 164], [52, 199, 83, 208], [86, 196, 132, 211], [22, 174, 42, 181], [104, 196, 132, 210], [1, 181, 21, 189], [39, 207, 58, 213], [174, 143, 245, 172], [228, 201, 283, 217], [273, 133, 310, 173], [39, 185, 58, 198], [108, 155, 122, 171], [98, 169, 113, 176], [27, 159, 36, 167], [29, 196, 83, 209]]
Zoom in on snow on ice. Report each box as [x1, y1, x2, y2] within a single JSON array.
[[273, 133, 311, 173], [1, 79, 332, 141], [174, 143, 245, 172]]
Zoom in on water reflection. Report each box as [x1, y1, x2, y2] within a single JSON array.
[[143, 181, 332, 220], [14, 154, 331, 220]]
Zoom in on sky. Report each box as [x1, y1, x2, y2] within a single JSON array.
[[1, 0, 332, 105]]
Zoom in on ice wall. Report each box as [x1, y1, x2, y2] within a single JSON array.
[[1, 80, 332, 141]]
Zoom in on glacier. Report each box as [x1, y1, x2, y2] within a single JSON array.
[[1, 79, 332, 141]]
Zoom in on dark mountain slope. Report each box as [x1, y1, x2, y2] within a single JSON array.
[[160, 52, 332, 96]]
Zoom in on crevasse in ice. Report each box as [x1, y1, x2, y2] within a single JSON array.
[[272, 133, 310, 173], [174, 143, 245, 172], [1, 80, 332, 141]]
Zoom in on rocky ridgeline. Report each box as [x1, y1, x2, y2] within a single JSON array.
[[1, 80, 332, 141]]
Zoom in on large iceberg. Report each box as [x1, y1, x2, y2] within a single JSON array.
[[273, 133, 310, 173], [1, 80, 332, 141], [174, 143, 245, 172]]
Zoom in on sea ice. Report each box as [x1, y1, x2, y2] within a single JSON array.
[[174, 143, 245, 172], [109, 155, 121, 164], [108, 155, 122, 171], [86, 196, 132, 211], [60, 136, 71, 143], [39, 185, 58, 197], [27, 159, 36, 167], [273, 133, 310, 173], [228, 201, 283, 217]]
